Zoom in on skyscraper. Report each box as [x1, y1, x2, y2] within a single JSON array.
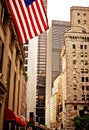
[[36, 0, 47, 125], [46, 20, 70, 128], [24, 38, 38, 121]]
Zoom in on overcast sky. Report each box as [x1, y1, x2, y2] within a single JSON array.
[[47, 0, 89, 24]]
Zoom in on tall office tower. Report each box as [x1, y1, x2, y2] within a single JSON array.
[[36, 0, 47, 125], [24, 42, 29, 120], [24, 38, 38, 121], [46, 20, 70, 128], [61, 6, 89, 129]]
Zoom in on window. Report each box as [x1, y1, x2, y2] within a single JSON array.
[[73, 68, 76, 74], [59, 105, 62, 112], [74, 95, 77, 100], [81, 68, 84, 73], [25, 59, 28, 64], [85, 52, 87, 57], [77, 13, 80, 16], [86, 77, 88, 82], [81, 60, 84, 65], [82, 95, 85, 100], [24, 42, 28, 45], [61, 124, 63, 129], [84, 20, 86, 24], [25, 53, 28, 58], [24, 46, 28, 51], [86, 86, 89, 90], [73, 60, 76, 64], [72, 52, 76, 57], [73, 76, 76, 82], [74, 85, 77, 90], [0, 38, 4, 73], [84, 45, 87, 49], [85, 69, 88, 73], [83, 13, 86, 16], [86, 95, 89, 100], [25, 66, 27, 71], [82, 86, 84, 91], [81, 77, 84, 82], [73, 44, 76, 49], [79, 110, 84, 116], [85, 60, 88, 65], [80, 45, 83, 49], [78, 20, 80, 24], [83, 106, 88, 111], [81, 52, 83, 57], [74, 106, 77, 110], [84, 106, 88, 111]]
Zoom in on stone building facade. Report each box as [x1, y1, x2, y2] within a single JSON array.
[[50, 75, 62, 130], [0, 1, 26, 130], [61, 6, 89, 129]]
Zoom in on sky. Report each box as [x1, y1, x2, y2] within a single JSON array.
[[48, 0, 89, 24]]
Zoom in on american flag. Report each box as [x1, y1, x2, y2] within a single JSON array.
[[6, 0, 49, 44]]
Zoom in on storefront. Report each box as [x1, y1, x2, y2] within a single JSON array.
[[4, 108, 27, 130]]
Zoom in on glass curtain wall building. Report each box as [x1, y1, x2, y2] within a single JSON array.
[[36, 0, 47, 125]]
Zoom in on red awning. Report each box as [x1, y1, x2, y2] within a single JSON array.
[[20, 118, 27, 127], [4, 108, 27, 127]]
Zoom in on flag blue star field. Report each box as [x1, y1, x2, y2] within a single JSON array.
[[24, 0, 35, 6], [6, 0, 49, 44]]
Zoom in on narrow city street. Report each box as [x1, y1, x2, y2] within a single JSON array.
[[0, 0, 89, 130]]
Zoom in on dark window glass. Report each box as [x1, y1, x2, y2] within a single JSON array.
[[83, 13, 86, 16], [86, 77, 88, 82], [80, 45, 83, 49], [86, 86, 89, 90], [79, 110, 84, 116], [84, 45, 87, 49], [85, 69, 88, 73], [73, 60, 76, 64], [78, 20, 80, 24], [73, 44, 76, 49], [82, 95, 85, 100], [85, 60, 88, 65], [81, 77, 84, 82], [74, 84, 77, 90], [25, 66, 27, 71], [77, 13, 80, 15], [83, 106, 88, 111], [82, 86, 84, 90], [86, 95, 89, 100], [81, 68, 84, 73], [74, 106, 77, 110]]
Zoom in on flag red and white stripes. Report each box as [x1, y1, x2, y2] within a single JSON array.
[[6, 0, 49, 44]]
